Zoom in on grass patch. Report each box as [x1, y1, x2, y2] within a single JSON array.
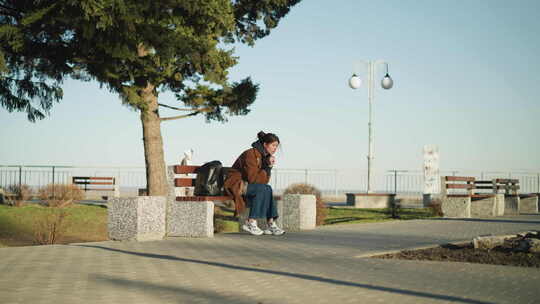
[[325, 207, 436, 225], [0, 204, 108, 246], [214, 206, 239, 233]]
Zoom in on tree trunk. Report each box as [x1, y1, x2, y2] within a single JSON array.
[[140, 84, 168, 196]]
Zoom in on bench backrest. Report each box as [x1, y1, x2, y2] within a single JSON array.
[[72, 176, 115, 191], [494, 178, 520, 195], [172, 165, 231, 197], [440, 176, 475, 197], [173, 165, 199, 187]]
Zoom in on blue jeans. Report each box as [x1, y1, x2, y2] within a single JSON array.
[[246, 184, 278, 220]]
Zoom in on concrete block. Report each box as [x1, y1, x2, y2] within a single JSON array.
[[471, 195, 502, 217], [108, 196, 166, 241], [520, 195, 538, 213], [166, 165, 176, 201], [441, 197, 471, 218], [473, 235, 507, 250], [527, 239, 540, 253], [495, 194, 505, 216], [238, 194, 316, 232], [281, 194, 316, 231], [346, 193, 396, 208], [504, 196, 520, 215], [167, 201, 214, 237]]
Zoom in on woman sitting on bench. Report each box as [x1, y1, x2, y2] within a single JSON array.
[[224, 131, 285, 236]]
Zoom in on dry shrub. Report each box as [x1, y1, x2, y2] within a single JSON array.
[[283, 183, 327, 226], [7, 184, 33, 201], [33, 208, 70, 245], [429, 199, 443, 217], [38, 184, 84, 202]]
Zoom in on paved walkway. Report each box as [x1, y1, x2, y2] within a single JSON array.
[[1, 215, 540, 304]]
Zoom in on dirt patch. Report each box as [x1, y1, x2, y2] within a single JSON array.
[[373, 232, 540, 268]]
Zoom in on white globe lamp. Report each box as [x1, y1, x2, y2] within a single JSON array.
[[348, 74, 362, 89]]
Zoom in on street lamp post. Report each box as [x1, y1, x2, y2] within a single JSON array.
[[348, 60, 393, 193]]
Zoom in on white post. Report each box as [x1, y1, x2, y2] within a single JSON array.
[[367, 61, 374, 193]]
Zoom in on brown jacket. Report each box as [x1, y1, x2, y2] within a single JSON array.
[[224, 147, 270, 215]]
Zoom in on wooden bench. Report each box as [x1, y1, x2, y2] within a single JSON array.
[[440, 176, 504, 217], [72, 176, 116, 191], [494, 179, 538, 213], [72, 176, 119, 199]]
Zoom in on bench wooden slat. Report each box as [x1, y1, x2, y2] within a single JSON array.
[[471, 194, 496, 198], [73, 181, 115, 185], [475, 186, 495, 190], [495, 179, 519, 184], [173, 165, 199, 174], [174, 178, 196, 187], [82, 188, 116, 191], [447, 184, 474, 189], [73, 177, 115, 181], [474, 180, 493, 184], [176, 196, 232, 202], [446, 176, 475, 182]]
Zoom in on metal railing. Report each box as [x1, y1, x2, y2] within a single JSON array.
[[1, 165, 539, 196]]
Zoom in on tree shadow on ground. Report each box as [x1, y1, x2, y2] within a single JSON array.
[[432, 217, 540, 225], [91, 274, 258, 304], [78, 244, 491, 304]]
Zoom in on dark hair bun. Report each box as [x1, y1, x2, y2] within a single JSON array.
[[257, 131, 266, 140]]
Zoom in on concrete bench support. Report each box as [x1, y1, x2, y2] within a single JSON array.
[[108, 196, 166, 241], [441, 197, 471, 218], [239, 194, 316, 232], [471, 194, 504, 217], [167, 200, 214, 237], [504, 196, 520, 215], [520, 195, 538, 213]]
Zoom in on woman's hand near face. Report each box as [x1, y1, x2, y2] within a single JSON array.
[[269, 156, 276, 167]]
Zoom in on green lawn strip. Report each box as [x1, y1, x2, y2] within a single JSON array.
[[325, 207, 436, 225], [1, 204, 437, 245], [0, 204, 108, 246]]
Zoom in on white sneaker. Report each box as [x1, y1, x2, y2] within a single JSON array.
[[242, 220, 264, 236], [263, 222, 285, 236]]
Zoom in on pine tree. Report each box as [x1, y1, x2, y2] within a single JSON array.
[[0, 0, 301, 195]]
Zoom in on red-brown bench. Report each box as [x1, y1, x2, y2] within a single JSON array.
[[72, 176, 116, 191], [494, 179, 538, 213], [72, 176, 119, 199], [440, 176, 504, 217]]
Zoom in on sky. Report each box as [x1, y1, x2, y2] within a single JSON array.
[[1, 0, 540, 174]]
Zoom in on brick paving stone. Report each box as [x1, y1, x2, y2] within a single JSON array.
[[0, 214, 539, 303]]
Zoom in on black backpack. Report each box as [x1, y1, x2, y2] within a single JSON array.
[[194, 160, 224, 196]]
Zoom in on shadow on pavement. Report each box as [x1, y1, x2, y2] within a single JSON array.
[[78, 244, 492, 304], [432, 217, 540, 225], [91, 273, 257, 304]]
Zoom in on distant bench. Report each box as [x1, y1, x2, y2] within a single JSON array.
[[72, 176, 119, 199], [492, 179, 538, 214], [440, 176, 504, 217]]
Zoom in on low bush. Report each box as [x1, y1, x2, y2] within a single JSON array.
[[6, 184, 33, 203], [37, 184, 84, 204], [283, 183, 327, 226], [33, 208, 70, 245]]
